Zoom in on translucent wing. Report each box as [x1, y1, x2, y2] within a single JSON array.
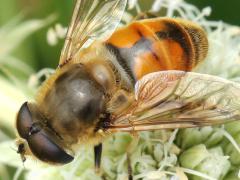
[[107, 71, 240, 132], [59, 0, 127, 67]]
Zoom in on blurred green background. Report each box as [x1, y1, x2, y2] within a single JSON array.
[[0, 0, 239, 72]]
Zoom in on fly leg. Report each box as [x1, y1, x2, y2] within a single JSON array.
[[94, 143, 102, 173], [126, 135, 140, 180], [127, 153, 133, 180]]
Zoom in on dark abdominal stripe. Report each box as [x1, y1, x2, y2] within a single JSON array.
[[160, 22, 192, 67], [105, 23, 191, 81], [105, 43, 136, 81]]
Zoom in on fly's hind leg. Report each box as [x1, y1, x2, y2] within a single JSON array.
[[126, 135, 140, 180]]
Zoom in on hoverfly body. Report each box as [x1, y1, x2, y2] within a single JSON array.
[[16, 0, 240, 174]]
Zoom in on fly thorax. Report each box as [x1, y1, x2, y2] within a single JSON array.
[[42, 64, 106, 142]]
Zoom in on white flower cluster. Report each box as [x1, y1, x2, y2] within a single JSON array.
[[47, 24, 67, 46]]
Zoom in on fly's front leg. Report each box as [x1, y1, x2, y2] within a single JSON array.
[[94, 143, 102, 173]]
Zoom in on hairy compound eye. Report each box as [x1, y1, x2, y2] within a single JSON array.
[[27, 129, 74, 164], [16, 102, 74, 164], [16, 102, 33, 139]]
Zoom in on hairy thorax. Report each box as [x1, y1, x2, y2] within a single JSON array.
[[34, 44, 134, 146]]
